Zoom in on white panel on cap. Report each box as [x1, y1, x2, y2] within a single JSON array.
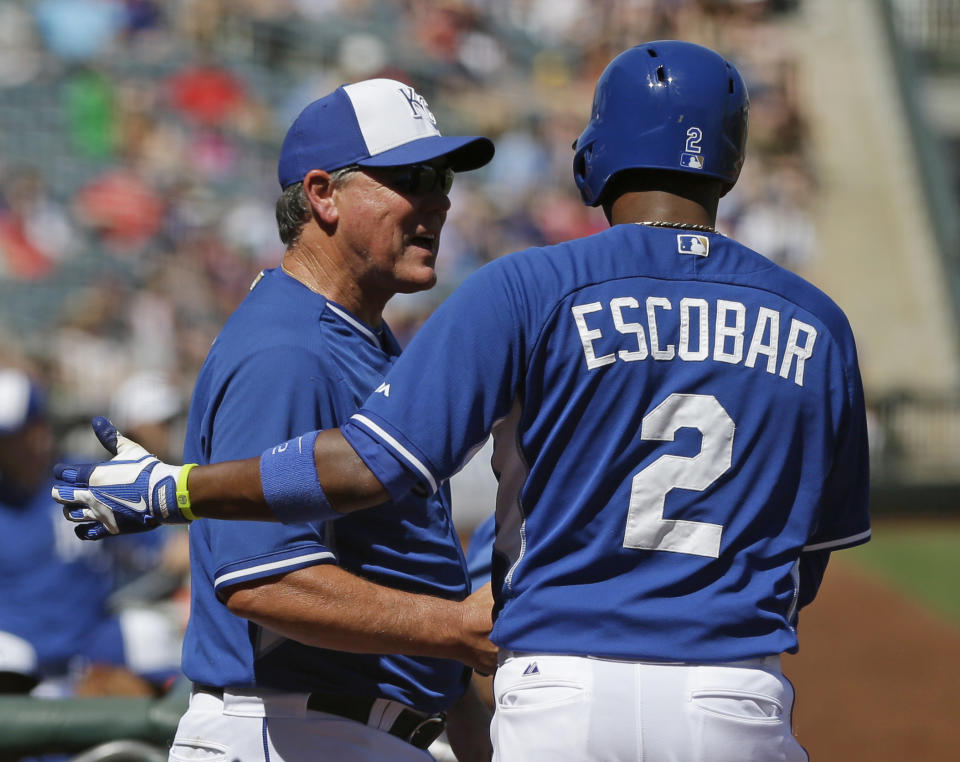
[[0, 370, 31, 431], [343, 79, 441, 156]]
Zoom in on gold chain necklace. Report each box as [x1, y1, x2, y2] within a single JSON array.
[[635, 221, 717, 234], [281, 263, 324, 295]]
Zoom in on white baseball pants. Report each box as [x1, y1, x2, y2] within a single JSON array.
[[491, 652, 808, 761], [168, 688, 433, 762]]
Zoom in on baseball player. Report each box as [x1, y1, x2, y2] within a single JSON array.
[[57, 42, 871, 761]]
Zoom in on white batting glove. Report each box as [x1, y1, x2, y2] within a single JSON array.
[[52, 417, 196, 540]]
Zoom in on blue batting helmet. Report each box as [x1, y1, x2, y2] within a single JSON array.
[[573, 41, 749, 206]]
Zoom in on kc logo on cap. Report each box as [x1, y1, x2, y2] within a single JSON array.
[[396, 84, 438, 126]]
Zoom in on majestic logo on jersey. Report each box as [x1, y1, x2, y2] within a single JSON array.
[[522, 661, 540, 676], [677, 234, 709, 256], [375, 382, 391, 397]]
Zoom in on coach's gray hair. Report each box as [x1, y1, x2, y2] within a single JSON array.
[[275, 166, 358, 247]]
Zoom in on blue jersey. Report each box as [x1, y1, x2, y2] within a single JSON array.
[[182, 268, 470, 713], [343, 224, 870, 662], [465, 514, 495, 591]]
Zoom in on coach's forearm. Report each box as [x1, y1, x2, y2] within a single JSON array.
[[224, 565, 498, 673], [185, 429, 389, 522]]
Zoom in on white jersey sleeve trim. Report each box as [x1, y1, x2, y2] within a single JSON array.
[[350, 414, 438, 493], [214, 550, 336, 589], [802, 528, 871, 553]]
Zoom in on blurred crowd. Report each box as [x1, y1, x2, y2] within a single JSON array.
[[0, 0, 815, 434]]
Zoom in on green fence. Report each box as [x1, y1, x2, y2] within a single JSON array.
[[0, 679, 187, 761]]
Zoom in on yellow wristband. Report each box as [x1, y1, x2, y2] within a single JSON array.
[[176, 463, 199, 522]]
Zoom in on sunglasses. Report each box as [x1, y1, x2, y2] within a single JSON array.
[[372, 163, 455, 196]]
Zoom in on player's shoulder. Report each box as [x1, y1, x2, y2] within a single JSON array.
[[727, 237, 856, 339], [508, 225, 618, 262], [229, 267, 321, 321], [474, 227, 615, 287], [212, 269, 333, 355], [458, 225, 705, 324], [189, 283, 338, 409]]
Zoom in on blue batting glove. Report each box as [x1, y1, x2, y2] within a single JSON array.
[[52, 417, 195, 540]]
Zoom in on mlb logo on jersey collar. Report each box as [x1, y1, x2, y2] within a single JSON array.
[[677, 234, 709, 257]]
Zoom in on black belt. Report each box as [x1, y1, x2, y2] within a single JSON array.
[[194, 685, 446, 750]]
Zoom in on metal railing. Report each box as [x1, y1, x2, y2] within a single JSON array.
[[890, 0, 960, 70], [0, 679, 187, 761], [878, 0, 960, 364], [871, 392, 960, 483]]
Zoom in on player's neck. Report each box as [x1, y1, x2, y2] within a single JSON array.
[[605, 190, 717, 229]]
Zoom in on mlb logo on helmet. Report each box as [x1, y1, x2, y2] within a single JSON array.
[[680, 153, 704, 169], [677, 234, 709, 256]]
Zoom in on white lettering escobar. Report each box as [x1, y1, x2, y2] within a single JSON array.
[[573, 296, 816, 386]]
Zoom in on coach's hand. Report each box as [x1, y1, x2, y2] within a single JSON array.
[[461, 583, 498, 675], [52, 416, 196, 540]]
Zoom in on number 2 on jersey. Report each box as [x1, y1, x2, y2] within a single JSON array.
[[624, 393, 733, 558]]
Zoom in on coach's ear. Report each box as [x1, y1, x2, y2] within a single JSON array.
[[302, 169, 339, 226]]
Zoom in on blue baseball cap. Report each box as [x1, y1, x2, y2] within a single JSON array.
[[277, 78, 494, 188]]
